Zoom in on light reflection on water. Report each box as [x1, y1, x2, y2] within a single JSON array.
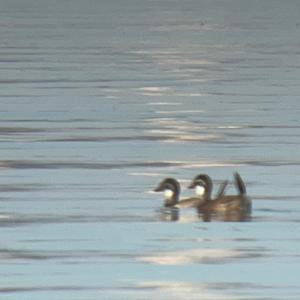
[[1, 0, 300, 299]]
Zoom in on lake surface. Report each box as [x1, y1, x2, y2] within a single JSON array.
[[0, 0, 300, 299]]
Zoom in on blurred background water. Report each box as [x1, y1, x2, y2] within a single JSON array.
[[0, 0, 300, 299]]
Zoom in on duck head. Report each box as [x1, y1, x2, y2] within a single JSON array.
[[154, 177, 180, 207], [188, 174, 212, 199]]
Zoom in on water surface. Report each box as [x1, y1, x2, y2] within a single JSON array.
[[0, 0, 300, 299]]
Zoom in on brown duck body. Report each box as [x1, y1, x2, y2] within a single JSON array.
[[197, 194, 251, 214], [176, 196, 207, 209]]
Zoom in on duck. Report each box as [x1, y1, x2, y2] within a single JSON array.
[[189, 172, 251, 215], [154, 177, 181, 221]]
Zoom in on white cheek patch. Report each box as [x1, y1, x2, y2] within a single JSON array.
[[195, 185, 206, 196], [164, 189, 174, 200]]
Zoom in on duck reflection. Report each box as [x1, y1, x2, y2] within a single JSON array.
[[158, 207, 179, 221], [199, 210, 252, 222]]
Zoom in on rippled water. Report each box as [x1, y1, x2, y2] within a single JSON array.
[[1, 0, 300, 299]]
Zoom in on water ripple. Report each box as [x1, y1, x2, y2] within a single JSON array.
[[0, 159, 300, 171], [137, 248, 266, 265]]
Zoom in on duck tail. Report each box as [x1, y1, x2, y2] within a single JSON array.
[[215, 180, 228, 198], [234, 172, 246, 195]]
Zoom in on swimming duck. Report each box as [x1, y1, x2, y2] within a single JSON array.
[[189, 172, 251, 214], [154, 177, 180, 221]]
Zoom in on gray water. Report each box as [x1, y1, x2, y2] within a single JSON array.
[[1, 0, 300, 299]]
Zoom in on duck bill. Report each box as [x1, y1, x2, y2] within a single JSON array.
[[154, 185, 163, 192], [188, 182, 195, 189]]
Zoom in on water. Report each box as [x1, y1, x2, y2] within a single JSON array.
[[0, 0, 300, 299]]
